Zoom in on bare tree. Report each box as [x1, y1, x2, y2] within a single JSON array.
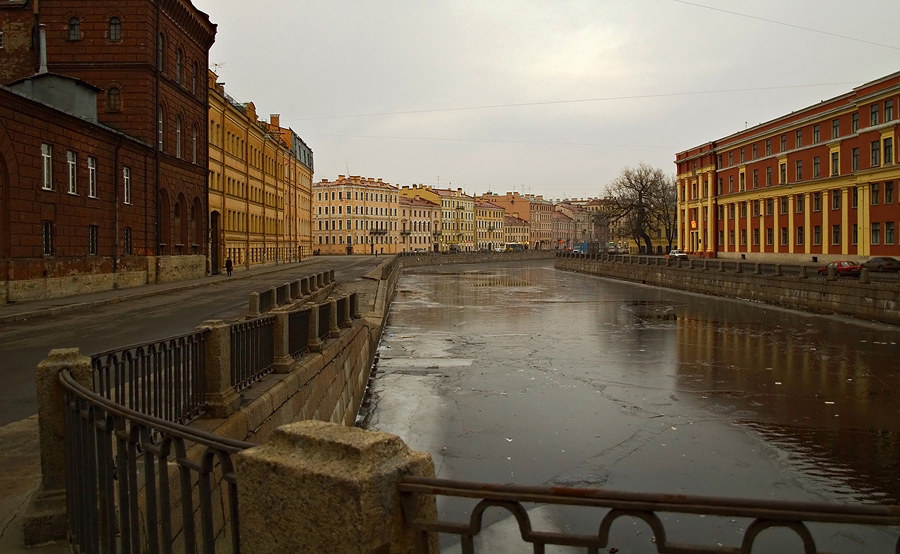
[[603, 164, 675, 254]]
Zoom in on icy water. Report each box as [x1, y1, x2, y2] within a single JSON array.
[[366, 260, 900, 553]]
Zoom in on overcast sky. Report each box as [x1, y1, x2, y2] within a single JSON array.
[[192, 0, 900, 200]]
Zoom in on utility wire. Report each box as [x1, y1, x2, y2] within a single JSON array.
[[286, 82, 860, 122], [304, 133, 677, 149], [670, 0, 900, 51]]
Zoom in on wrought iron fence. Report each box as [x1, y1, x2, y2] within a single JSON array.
[[61, 369, 253, 554], [317, 302, 331, 340], [91, 331, 208, 425], [288, 308, 312, 358], [399, 477, 900, 554], [230, 315, 276, 391]]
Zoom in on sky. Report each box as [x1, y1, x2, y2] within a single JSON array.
[[191, 0, 900, 200]]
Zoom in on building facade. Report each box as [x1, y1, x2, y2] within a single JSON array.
[[314, 176, 400, 255], [399, 195, 440, 252], [208, 75, 313, 272], [0, 0, 216, 302], [551, 211, 575, 250], [503, 215, 530, 247], [677, 71, 900, 261], [474, 201, 505, 251], [401, 185, 475, 252]]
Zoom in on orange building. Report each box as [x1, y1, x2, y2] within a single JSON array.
[[313, 176, 400, 255], [677, 71, 900, 262]]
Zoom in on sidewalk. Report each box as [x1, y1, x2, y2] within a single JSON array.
[[0, 258, 327, 324], [0, 257, 335, 552]]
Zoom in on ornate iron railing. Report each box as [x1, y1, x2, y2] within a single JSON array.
[[398, 477, 900, 553], [230, 315, 276, 391], [91, 331, 208, 425], [61, 369, 254, 554]]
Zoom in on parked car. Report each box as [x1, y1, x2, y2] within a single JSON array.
[[667, 249, 688, 260], [818, 260, 862, 277], [861, 256, 900, 272]]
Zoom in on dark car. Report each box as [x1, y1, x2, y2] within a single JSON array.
[[860, 256, 900, 272], [818, 260, 862, 277]]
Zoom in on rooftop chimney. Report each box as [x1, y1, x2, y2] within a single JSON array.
[[270, 114, 280, 127], [38, 25, 48, 74]]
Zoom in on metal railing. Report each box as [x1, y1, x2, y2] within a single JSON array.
[[288, 308, 312, 358], [91, 331, 208, 425], [230, 315, 276, 391], [399, 477, 900, 553], [61, 369, 253, 554], [317, 302, 331, 340]]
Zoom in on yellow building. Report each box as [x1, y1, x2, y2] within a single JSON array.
[[313, 176, 400, 255], [474, 201, 505, 251], [504, 215, 530, 247], [207, 71, 313, 273], [401, 185, 475, 251], [399, 195, 441, 252]]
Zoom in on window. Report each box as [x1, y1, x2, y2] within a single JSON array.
[[123, 227, 133, 255], [887, 100, 895, 122], [796, 194, 804, 213], [192, 125, 198, 163], [831, 151, 839, 176], [740, 148, 745, 163], [753, 169, 758, 188], [852, 187, 858, 208], [872, 140, 881, 167], [157, 33, 166, 72], [729, 175, 734, 192], [813, 226, 821, 246], [107, 87, 121, 111], [766, 198, 774, 215], [780, 134, 787, 152], [832, 118, 840, 139], [885, 137, 893, 164], [852, 224, 858, 245], [729, 204, 735, 219], [67, 150, 77, 194], [872, 222, 881, 245], [813, 156, 820, 178], [766, 166, 772, 186], [192, 61, 199, 95], [871, 104, 880, 126], [740, 229, 747, 245], [89, 225, 99, 255], [157, 105, 164, 151], [41, 144, 53, 190], [176, 49, 183, 84], [753, 200, 760, 217], [795, 160, 803, 181], [852, 148, 859, 171], [729, 230, 735, 245], [740, 173, 745, 191], [780, 163, 786, 184], [887, 222, 895, 244], [832, 225, 841, 245], [813, 124, 820, 143], [766, 228, 773, 245], [832, 189, 840, 210], [42, 221, 53, 255], [175, 116, 182, 158], [752, 144, 758, 159], [0, 29, 4, 49], [753, 228, 760, 245], [123, 167, 132, 204], [797, 226, 804, 245], [728, 152, 733, 165], [852, 113, 859, 133], [108, 17, 121, 41], [87, 157, 97, 198], [795, 130, 802, 148], [68, 17, 81, 40], [765, 139, 772, 156], [886, 182, 894, 204], [780, 196, 788, 214], [717, 178, 723, 195], [871, 183, 880, 205], [740, 202, 747, 218], [781, 227, 788, 245], [813, 192, 821, 212]]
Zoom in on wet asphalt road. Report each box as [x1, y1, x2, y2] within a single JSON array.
[[366, 259, 900, 553]]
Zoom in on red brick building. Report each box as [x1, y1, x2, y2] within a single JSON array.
[[677, 71, 900, 262], [0, 0, 216, 302]]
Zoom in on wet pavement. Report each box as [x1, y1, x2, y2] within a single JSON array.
[[365, 259, 900, 553]]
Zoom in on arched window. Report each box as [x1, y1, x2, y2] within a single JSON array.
[[192, 61, 199, 95], [68, 17, 81, 41], [157, 105, 164, 151], [108, 17, 121, 41], [157, 33, 166, 72], [176, 49, 183, 84], [175, 116, 182, 158], [106, 87, 121, 111], [192, 125, 198, 163]]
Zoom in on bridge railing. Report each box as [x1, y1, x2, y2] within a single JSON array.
[[398, 476, 900, 553]]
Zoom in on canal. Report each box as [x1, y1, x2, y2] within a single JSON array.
[[364, 259, 900, 552]]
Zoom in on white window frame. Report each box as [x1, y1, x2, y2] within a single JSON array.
[[67, 150, 77, 194], [123, 167, 132, 204], [41, 143, 53, 190], [87, 157, 97, 198]]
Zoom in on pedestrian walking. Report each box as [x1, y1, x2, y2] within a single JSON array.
[[225, 257, 233, 277]]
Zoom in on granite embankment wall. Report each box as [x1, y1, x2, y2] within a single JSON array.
[[556, 255, 900, 325], [207, 257, 400, 445], [399, 250, 556, 268]]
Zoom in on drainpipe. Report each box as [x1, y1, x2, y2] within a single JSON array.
[[154, 0, 161, 270], [114, 138, 123, 274]]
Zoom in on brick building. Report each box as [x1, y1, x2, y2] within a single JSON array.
[[0, 0, 216, 301], [313, 176, 400, 255], [677, 71, 900, 262], [208, 74, 313, 273]]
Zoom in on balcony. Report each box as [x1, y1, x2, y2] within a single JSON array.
[[369, 229, 388, 236]]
